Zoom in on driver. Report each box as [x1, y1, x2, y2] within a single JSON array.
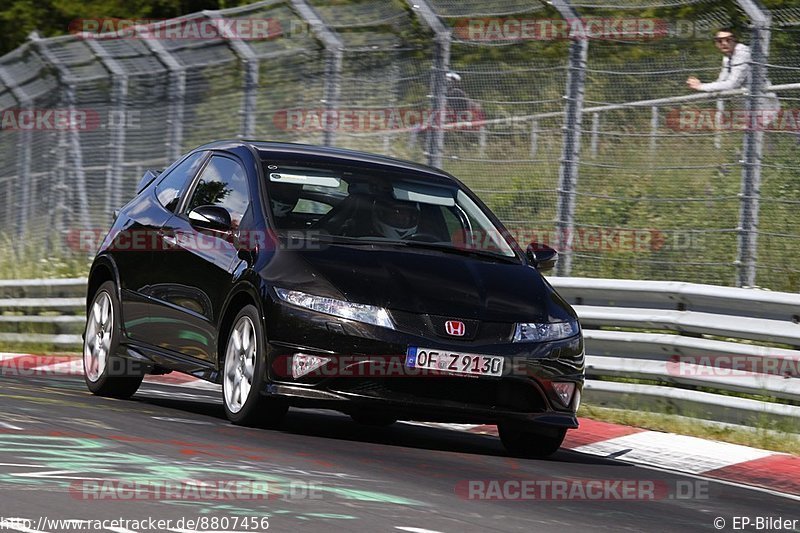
[[371, 197, 420, 240], [269, 182, 302, 219]]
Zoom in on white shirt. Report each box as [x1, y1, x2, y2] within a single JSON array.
[[699, 43, 751, 92]]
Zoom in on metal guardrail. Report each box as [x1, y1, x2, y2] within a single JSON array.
[[549, 277, 800, 427], [0, 277, 797, 428]]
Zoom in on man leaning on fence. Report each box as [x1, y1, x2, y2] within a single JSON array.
[[686, 27, 780, 129]]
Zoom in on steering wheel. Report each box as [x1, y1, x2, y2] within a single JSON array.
[[407, 232, 441, 243]]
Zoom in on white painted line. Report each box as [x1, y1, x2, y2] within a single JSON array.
[[167, 530, 255, 533], [571, 431, 774, 474], [395, 527, 445, 533], [34, 360, 83, 374], [0, 518, 44, 533], [0, 422, 23, 430], [10, 470, 108, 481], [0, 353, 29, 361], [151, 416, 216, 425], [402, 421, 481, 431]]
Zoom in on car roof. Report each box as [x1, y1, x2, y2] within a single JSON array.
[[195, 140, 457, 182]]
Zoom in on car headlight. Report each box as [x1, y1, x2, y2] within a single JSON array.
[[275, 288, 395, 330], [512, 319, 580, 342]]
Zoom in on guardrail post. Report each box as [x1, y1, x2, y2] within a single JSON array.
[[291, 0, 343, 148], [29, 33, 91, 231], [141, 32, 185, 161], [735, 0, 772, 287], [85, 39, 129, 215], [204, 11, 259, 139], [0, 65, 33, 240], [551, 0, 588, 276], [406, 0, 450, 168]]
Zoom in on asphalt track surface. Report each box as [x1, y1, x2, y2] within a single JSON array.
[[0, 373, 796, 533]]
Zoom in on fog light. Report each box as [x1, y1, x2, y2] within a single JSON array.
[[292, 353, 332, 379], [552, 382, 576, 407]]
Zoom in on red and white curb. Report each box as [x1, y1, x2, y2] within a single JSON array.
[[2, 353, 797, 497], [407, 419, 799, 498]]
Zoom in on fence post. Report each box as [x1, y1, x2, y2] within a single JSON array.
[[530, 118, 539, 158], [0, 64, 33, 240], [141, 31, 186, 161], [29, 34, 91, 231], [291, 0, 343, 148], [714, 98, 724, 149], [649, 105, 659, 154], [551, 0, 587, 276], [85, 39, 129, 216], [735, 0, 772, 287], [590, 112, 599, 158], [204, 10, 259, 139], [406, 0, 450, 169]]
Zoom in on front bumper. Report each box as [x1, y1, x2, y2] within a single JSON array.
[[262, 299, 585, 427]]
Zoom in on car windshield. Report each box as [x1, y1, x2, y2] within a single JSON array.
[[262, 161, 518, 259]]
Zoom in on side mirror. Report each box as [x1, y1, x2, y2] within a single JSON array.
[[136, 169, 161, 194], [526, 243, 558, 271], [188, 205, 232, 232]]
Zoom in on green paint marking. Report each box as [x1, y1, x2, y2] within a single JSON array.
[[0, 435, 420, 512], [0, 436, 105, 452], [177, 330, 209, 346], [319, 487, 423, 505], [124, 317, 184, 328]]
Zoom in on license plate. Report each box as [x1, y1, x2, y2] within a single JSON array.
[[405, 347, 504, 377]]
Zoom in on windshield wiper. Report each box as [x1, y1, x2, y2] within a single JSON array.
[[309, 234, 519, 263], [391, 240, 520, 263]]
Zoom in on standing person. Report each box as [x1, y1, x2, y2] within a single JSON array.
[[687, 28, 779, 129]]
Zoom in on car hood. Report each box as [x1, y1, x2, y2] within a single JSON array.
[[263, 245, 576, 323]]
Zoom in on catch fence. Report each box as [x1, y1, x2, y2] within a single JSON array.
[[1, 0, 799, 289]]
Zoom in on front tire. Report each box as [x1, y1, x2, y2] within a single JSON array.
[[222, 305, 287, 427], [83, 281, 143, 399], [498, 423, 566, 458]]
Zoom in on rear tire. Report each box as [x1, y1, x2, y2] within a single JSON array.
[[498, 423, 566, 458], [222, 305, 288, 427], [83, 281, 143, 399]]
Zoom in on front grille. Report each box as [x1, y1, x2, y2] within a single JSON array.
[[390, 310, 514, 343], [330, 377, 546, 413]]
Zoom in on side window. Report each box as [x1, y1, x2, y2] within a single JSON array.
[[155, 152, 206, 212], [185, 155, 250, 228]]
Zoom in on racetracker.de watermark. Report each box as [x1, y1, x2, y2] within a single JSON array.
[[454, 18, 669, 41], [273, 107, 485, 133], [0, 108, 139, 131], [69, 17, 282, 40], [68, 480, 322, 501], [666, 108, 800, 132], [456, 479, 709, 500], [666, 354, 800, 378]]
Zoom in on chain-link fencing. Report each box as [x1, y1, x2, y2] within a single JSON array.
[[0, 0, 798, 290]]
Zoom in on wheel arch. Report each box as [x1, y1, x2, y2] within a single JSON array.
[[216, 280, 265, 373], [86, 256, 120, 312]]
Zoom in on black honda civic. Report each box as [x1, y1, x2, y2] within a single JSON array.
[[83, 140, 584, 457]]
